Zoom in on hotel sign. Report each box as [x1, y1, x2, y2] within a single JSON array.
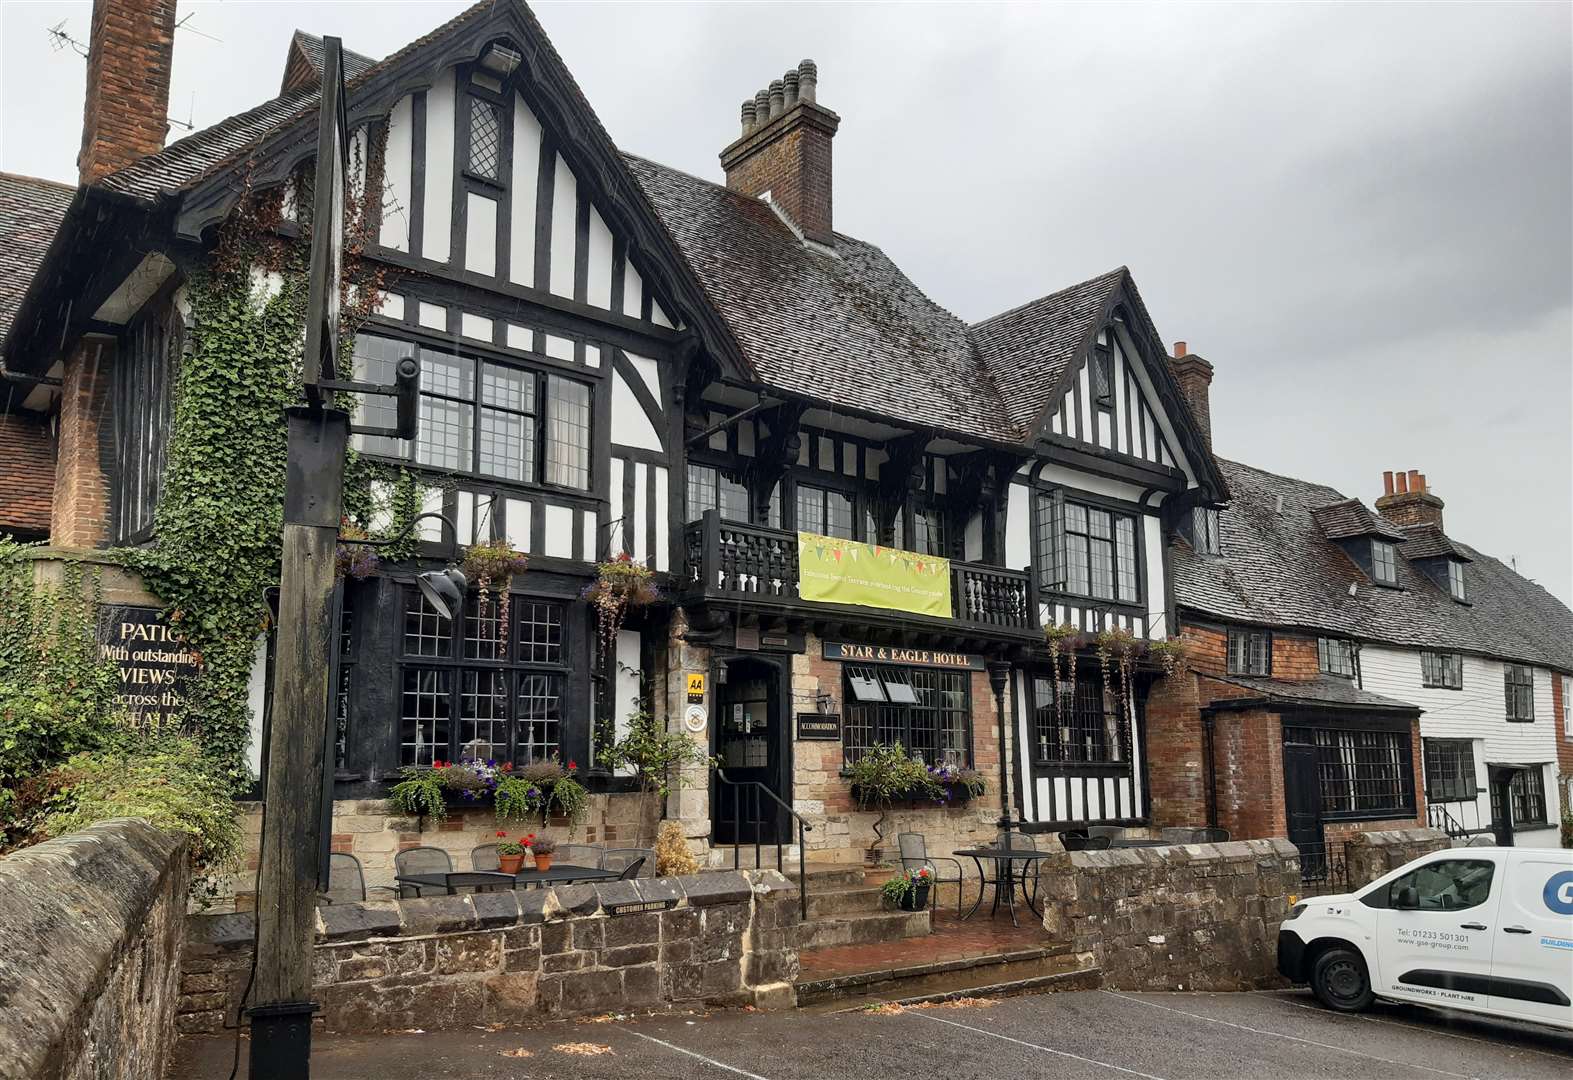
[[821, 641, 985, 671]]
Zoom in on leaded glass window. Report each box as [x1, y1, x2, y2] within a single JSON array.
[[468, 97, 502, 179]]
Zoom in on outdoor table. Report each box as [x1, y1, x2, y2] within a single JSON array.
[[953, 847, 1053, 927], [393, 871, 518, 896], [1109, 838, 1172, 849], [510, 864, 620, 888]]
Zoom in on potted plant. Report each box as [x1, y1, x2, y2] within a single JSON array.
[[880, 867, 933, 912], [848, 743, 942, 862], [928, 764, 987, 804], [495, 831, 532, 875], [527, 834, 558, 871], [335, 520, 381, 581]]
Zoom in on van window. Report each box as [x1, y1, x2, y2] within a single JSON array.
[[1387, 859, 1494, 912]]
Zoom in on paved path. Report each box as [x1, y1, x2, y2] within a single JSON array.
[[173, 988, 1573, 1079]]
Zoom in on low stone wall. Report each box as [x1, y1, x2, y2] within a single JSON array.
[[180, 869, 799, 1034], [1343, 827, 1449, 889], [1039, 839, 1301, 991], [0, 819, 190, 1080]]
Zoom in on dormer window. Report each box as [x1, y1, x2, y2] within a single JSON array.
[[1189, 507, 1222, 556], [1370, 539, 1397, 585], [1091, 343, 1114, 410], [1317, 637, 1357, 679], [1447, 560, 1466, 602]]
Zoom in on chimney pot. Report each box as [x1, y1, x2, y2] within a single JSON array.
[[798, 59, 818, 103], [1416, 472, 1427, 492], [1396, 472, 1409, 494], [754, 89, 770, 120], [783, 69, 800, 109], [1377, 468, 1445, 530], [1382, 470, 1394, 496], [1173, 340, 1187, 358], [1407, 469, 1422, 493], [768, 79, 785, 119], [740, 99, 757, 135]]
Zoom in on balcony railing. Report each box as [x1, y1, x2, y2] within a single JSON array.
[[681, 512, 1039, 636]]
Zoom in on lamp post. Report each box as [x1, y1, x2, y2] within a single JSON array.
[[986, 660, 1015, 851]]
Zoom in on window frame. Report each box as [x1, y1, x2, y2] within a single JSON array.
[[1504, 664, 1535, 722], [1317, 637, 1357, 679], [351, 332, 596, 494], [1370, 539, 1398, 586], [1090, 342, 1115, 411], [113, 291, 181, 544], [1494, 767, 1548, 826], [841, 664, 973, 771], [1190, 506, 1222, 556], [1447, 560, 1467, 602], [1420, 650, 1463, 690], [1029, 671, 1134, 770], [1421, 738, 1477, 803], [1227, 627, 1272, 676], [458, 69, 511, 194], [1284, 721, 1416, 821], [1033, 490, 1143, 607]]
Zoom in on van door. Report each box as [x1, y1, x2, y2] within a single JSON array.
[[1373, 854, 1502, 1014], [1487, 851, 1573, 1029]]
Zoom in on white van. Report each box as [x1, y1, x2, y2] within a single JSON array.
[[1277, 846, 1573, 1030]]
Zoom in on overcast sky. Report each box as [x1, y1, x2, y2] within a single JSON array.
[[3, 1, 1570, 603]]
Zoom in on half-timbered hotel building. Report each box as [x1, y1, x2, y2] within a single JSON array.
[[0, 1, 1567, 896]]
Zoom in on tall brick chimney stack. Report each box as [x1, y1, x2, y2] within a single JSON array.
[[721, 60, 841, 245], [78, 0, 178, 185], [1376, 468, 1445, 530], [1167, 340, 1215, 450]]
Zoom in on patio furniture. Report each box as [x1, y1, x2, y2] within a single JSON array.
[[555, 844, 606, 869], [1061, 834, 1110, 852], [1087, 825, 1125, 842], [953, 844, 1052, 927], [510, 864, 622, 888], [1195, 827, 1230, 843], [470, 844, 500, 871], [321, 853, 366, 903], [602, 847, 655, 878], [394, 847, 453, 898], [897, 832, 965, 915], [616, 857, 648, 880], [393, 870, 519, 895]]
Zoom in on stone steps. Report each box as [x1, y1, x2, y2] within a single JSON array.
[[796, 948, 1098, 1010], [796, 908, 931, 950], [805, 884, 890, 919]]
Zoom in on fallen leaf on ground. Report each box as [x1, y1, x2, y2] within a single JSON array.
[[499, 1048, 533, 1058], [554, 1042, 614, 1056], [863, 1002, 905, 1015], [476, 1023, 506, 1032], [394, 1028, 427, 1034], [911, 997, 998, 1010]]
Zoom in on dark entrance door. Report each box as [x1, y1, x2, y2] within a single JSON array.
[[1283, 742, 1326, 873], [1488, 767, 1516, 847], [712, 657, 789, 845]]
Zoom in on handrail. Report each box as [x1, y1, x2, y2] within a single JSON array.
[[715, 767, 812, 922]]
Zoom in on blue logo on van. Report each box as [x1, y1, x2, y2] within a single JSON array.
[[1545, 871, 1573, 916]]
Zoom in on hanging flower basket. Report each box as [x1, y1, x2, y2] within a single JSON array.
[[584, 553, 660, 661], [461, 540, 528, 647], [334, 520, 381, 581]]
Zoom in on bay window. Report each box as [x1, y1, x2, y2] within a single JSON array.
[[1034, 491, 1140, 604]]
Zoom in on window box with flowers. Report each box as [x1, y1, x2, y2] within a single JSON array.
[[388, 756, 587, 825]]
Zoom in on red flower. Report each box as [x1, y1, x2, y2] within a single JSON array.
[[567, 759, 578, 772], [496, 830, 506, 838]]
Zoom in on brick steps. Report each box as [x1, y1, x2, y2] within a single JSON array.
[[796, 947, 1096, 1010]]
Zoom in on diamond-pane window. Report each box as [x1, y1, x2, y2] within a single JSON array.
[[469, 97, 501, 179]]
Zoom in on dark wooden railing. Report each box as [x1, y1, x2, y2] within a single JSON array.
[[682, 512, 1039, 635]]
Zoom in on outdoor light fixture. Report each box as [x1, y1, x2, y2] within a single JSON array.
[[416, 566, 469, 621], [480, 42, 522, 76]]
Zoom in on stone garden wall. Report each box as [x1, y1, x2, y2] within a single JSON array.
[[1039, 839, 1302, 992], [1343, 827, 1449, 890], [179, 869, 799, 1035], [0, 819, 190, 1080]]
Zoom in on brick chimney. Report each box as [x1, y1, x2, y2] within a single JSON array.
[[1376, 469, 1445, 530], [78, 0, 178, 185], [720, 60, 841, 245], [1167, 340, 1215, 450]]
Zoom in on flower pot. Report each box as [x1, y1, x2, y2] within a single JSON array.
[[532, 852, 554, 871], [897, 882, 931, 912], [498, 853, 525, 874]]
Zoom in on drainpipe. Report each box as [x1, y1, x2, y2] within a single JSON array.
[[1202, 712, 1219, 829]]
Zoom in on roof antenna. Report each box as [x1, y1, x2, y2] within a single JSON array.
[[46, 20, 88, 57], [174, 12, 223, 43], [168, 90, 198, 134]]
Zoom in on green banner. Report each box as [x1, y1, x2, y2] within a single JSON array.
[[797, 532, 952, 618]]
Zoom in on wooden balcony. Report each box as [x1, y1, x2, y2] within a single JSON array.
[[680, 512, 1041, 641]]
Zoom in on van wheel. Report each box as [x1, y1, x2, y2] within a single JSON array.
[[1310, 947, 1373, 1012]]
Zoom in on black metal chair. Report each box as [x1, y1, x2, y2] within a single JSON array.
[[394, 846, 453, 898], [1087, 825, 1125, 843], [321, 853, 366, 904], [470, 844, 500, 871], [602, 847, 654, 878], [1194, 827, 1230, 844], [441, 871, 511, 895], [1061, 834, 1110, 852], [616, 857, 647, 880], [897, 832, 965, 915], [556, 843, 605, 869]]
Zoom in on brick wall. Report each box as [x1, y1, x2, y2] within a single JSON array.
[[1211, 708, 1287, 840], [79, 0, 177, 184], [180, 870, 800, 1034], [1553, 674, 1573, 783], [0, 410, 55, 538], [1272, 635, 1321, 682], [721, 104, 839, 244], [50, 336, 116, 548], [1144, 667, 1207, 829]]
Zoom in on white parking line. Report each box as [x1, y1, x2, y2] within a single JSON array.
[[1101, 991, 1474, 1079], [901, 1011, 1173, 1080], [1268, 992, 1573, 1064], [625, 1030, 775, 1080]]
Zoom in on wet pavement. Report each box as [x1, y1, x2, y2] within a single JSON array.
[[173, 987, 1573, 1079]]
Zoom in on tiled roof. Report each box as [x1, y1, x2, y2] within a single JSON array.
[[0, 173, 73, 343], [1174, 458, 1573, 672], [1202, 673, 1420, 714], [970, 269, 1125, 435], [0, 411, 55, 537], [625, 154, 1016, 442], [289, 32, 378, 86], [1400, 523, 1472, 562], [1310, 499, 1408, 542]]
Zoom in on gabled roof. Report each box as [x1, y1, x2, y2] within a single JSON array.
[[970, 267, 1125, 436], [1201, 672, 1420, 715], [626, 155, 1014, 442], [1400, 523, 1473, 563], [1174, 458, 1573, 672], [282, 31, 377, 94], [1310, 499, 1408, 543], [0, 173, 74, 344]]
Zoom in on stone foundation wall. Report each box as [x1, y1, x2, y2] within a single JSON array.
[[0, 819, 190, 1080], [1343, 828, 1449, 889], [1039, 839, 1301, 991], [179, 870, 799, 1035]]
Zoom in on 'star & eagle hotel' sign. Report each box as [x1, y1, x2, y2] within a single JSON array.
[[821, 641, 985, 671]]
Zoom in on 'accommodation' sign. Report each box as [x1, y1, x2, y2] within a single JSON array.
[[97, 605, 200, 727]]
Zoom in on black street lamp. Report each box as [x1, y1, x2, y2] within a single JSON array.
[[986, 660, 1015, 850]]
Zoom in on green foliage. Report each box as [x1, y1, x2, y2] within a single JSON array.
[[493, 775, 541, 823], [42, 736, 243, 906], [848, 743, 942, 809], [388, 770, 448, 820], [879, 866, 932, 907], [601, 702, 715, 801]]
